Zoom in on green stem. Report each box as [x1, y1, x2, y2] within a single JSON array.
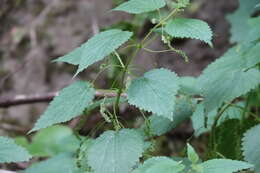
[[167, 41, 189, 62], [210, 102, 233, 157], [141, 8, 179, 45], [142, 47, 173, 53]]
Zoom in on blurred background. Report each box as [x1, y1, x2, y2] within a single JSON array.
[[0, 0, 239, 162]]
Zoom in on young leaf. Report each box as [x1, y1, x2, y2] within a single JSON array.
[[133, 157, 184, 173], [113, 0, 166, 14], [127, 68, 180, 120], [54, 29, 132, 75], [165, 18, 213, 46], [22, 153, 82, 173], [31, 81, 95, 132], [242, 124, 260, 173], [199, 159, 254, 173], [171, 0, 190, 9], [0, 136, 31, 163], [187, 144, 199, 164], [87, 129, 144, 173]]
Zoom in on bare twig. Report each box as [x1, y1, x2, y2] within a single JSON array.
[[0, 91, 127, 108], [0, 170, 16, 173]]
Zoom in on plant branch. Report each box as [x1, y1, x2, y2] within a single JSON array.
[[0, 90, 127, 108]]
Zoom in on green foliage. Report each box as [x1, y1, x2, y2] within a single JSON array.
[[215, 119, 242, 160], [54, 29, 132, 75], [113, 0, 166, 14], [179, 76, 201, 95], [31, 81, 95, 132], [171, 0, 190, 9], [145, 96, 194, 136], [87, 129, 144, 173], [165, 18, 213, 46], [187, 143, 199, 164], [127, 68, 179, 120], [199, 159, 254, 173], [226, 0, 259, 43], [22, 153, 82, 173], [2, 0, 260, 172], [28, 125, 80, 157], [191, 103, 216, 136], [242, 124, 260, 173], [191, 102, 245, 137], [133, 157, 185, 173], [0, 136, 31, 163], [198, 44, 260, 112], [247, 17, 260, 42]]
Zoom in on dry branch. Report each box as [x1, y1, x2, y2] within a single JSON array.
[[0, 91, 127, 108]]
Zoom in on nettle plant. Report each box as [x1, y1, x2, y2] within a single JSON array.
[[1, 0, 260, 172]]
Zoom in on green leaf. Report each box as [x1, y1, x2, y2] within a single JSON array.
[[191, 103, 216, 137], [133, 157, 184, 173], [198, 45, 260, 112], [172, 157, 197, 173], [187, 144, 199, 164], [171, 0, 190, 9], [146, 96, 194, 136], [226, 0, 259, 43], [246, 17, 260, 42], [133, 157, 169, 173], [22, 153, 82, 173], [199, 159, 253, 173], [28, 125, 80, 157], [179, 76, 201, 95], [113, 0, 166, 14], [192, 103, 244, 137], [54, 29, 132, 75], [0, 136, 31, 163], [145, 159, 185, 173], [31, 81, 95, 132], [88, 129, 144, 173], [77, 138, 94, 171], [165, 18, 213, 46], [215, 119, 242, 160], [203, 69, 260, 112], [242, 124, 260, 173], [127, 68, 180, 120]]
